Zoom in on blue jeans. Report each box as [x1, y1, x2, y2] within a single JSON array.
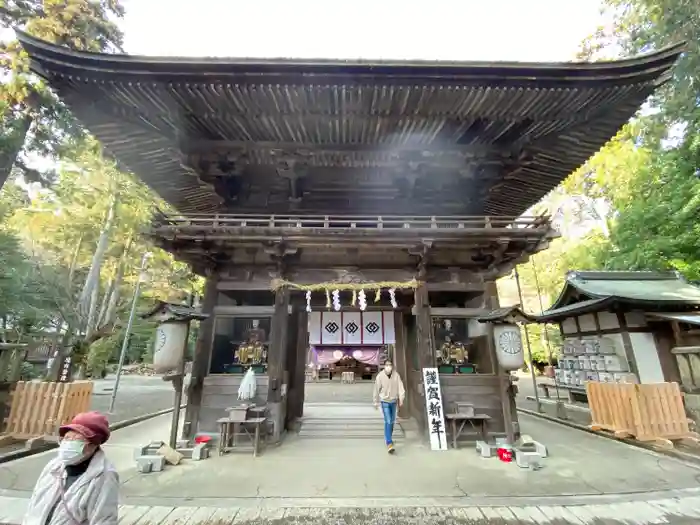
[[381, 401, 397, 445]]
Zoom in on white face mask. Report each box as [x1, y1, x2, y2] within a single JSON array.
[[58, 440, 86, 465], [384, 366, 393, 374]]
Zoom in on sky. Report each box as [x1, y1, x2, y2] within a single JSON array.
[[120, 0, 608, 62]]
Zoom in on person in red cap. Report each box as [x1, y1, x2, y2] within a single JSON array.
[[23, 411, 119, 525]]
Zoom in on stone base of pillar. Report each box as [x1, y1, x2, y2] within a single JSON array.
[[267, 401, 286, 444]]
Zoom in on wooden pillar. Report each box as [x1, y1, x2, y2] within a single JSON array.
[[414, 250, 435, 369], [485, 280, 516, 443], [394, 311, 410, 419], [183, 274, 218, 439], [287, 308, 308, 422], [267, 285, 290, 443], [616, 312, 640, 378]]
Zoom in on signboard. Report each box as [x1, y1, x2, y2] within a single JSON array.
[[422, 367, 447, 451], [58, 355, 73, 383]]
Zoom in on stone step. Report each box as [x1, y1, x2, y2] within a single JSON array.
[[297, 430, 404, 440], [301, 420, 385, 429], [298, 417, 405, 439]]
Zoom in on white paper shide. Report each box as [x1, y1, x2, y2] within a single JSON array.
[[422, 367, 448, 451]]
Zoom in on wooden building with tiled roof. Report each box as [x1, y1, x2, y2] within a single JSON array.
[[18, 31, 682, 447]]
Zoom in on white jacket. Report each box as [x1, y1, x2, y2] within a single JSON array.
[[23, 449, 119, 525]]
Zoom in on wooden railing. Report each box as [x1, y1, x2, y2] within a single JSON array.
[[152, 213, 551, 232], [586, 381, 698, 449], [2, 381, 93, 440], [672, 346, 700, 393]]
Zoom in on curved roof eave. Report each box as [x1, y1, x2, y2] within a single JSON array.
[[16, 29, 684, 85]]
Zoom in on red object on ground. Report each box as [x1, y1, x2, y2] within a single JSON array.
[[194, 435, 212, 445], [497, 445, 513, 463]]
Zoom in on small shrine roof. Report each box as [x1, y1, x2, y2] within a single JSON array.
[[536, 271, 700, 322], [477, 306, 536, 324], [645, 311, 700, 327], [141, 300, 209, 322]]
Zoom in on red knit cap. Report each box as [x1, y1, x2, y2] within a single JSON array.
[[58, 411, 111, 445]]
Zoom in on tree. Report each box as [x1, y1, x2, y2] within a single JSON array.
[[6, 137, 201, 377], [573, 1, 700, 280], [601, 134, 700, 279], [581, 0, 700, 138], [0, 1, 125, 188]]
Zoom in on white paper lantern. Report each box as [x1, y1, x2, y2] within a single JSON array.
[[493, 324, 525, 371], [153, 321, 188, 374]]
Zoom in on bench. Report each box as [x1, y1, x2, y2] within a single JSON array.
[[217, 416, 267, 457], [444, 413, 491, 449], [538, 381, 588, 403]]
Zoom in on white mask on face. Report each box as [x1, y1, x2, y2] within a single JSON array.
[[58, 440, 86, 465], [384, 365, 393, 374]]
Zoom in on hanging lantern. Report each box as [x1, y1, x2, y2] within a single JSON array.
[[389, 288, 397, 309], [332, 289, 341, 311], [305, 290, 312, 313], [152, 322, 189, 374], [493, 324, 525, 371], [358, 289, 367, 311]]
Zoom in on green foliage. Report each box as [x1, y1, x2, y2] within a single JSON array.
[[523, 324, 562, 365], [602, 134, 700, 279], [514, 0, 700, 315], [0, 136, 200, 364], [0, 0, 125, 186]]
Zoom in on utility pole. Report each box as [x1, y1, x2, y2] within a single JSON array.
[[108, 252, 150, 414], [530, 260, 567, 419]]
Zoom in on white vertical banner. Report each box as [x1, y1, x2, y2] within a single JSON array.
[[342, 312, 363, 345], [319, 312, 343, 345], [382, 311, 396, 344], [308, 312, 321, 345], [422, 368, 448, 451], [361, 311, 384, 345]]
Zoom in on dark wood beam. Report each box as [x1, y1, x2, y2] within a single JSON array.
[[183, 139, 520, 157]]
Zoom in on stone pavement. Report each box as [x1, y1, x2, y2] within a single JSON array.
[[2, 492, 700, 524], [2, 383, 700, 523]]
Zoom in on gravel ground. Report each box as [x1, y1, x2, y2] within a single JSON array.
[[90, 374, 178, 423], [303, 379, 375, 404]]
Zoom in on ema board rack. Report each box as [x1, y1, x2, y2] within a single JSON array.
[[554, 337, 638, 387]]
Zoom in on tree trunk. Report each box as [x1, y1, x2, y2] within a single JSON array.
[[85, 282, 100, 339], [102, 237, 132, 327], [78, 194, 117, 329], [0, 113, 32, 190], [97, 276, 114, 330], [67, 234, 84, 290]]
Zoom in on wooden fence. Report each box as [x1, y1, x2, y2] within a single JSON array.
[[2, 381, 93, 440], [586, 381, 699, 449]]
